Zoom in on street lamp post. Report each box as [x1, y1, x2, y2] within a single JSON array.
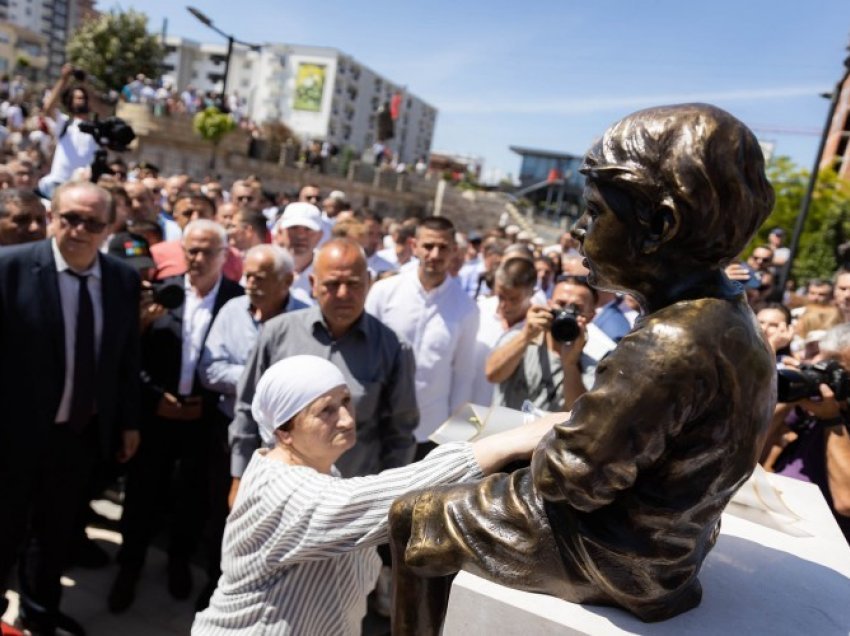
[[780, 44, 850, 292], [186, 6, 261, 105]]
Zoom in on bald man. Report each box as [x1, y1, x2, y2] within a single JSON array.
[[230, 238, 418, 487]]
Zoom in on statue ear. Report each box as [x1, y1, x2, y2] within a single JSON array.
[[640, 204, 680, 254]]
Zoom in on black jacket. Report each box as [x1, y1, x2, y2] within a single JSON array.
[[140, 275, 243, 418], [0, 238, 141, 460]]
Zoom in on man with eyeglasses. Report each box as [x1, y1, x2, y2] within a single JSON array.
[[0, 188, 47, 246], [150, 193, 243, 282], [230, 179, 263, 213], [486, 274, 599, 411], [298, 183, 321, 205], [0, 181, 141, 635], [747, 245, 774, 274], [109, 219, 243, 614]]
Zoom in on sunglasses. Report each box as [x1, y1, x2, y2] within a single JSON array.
[[59, 212, 107, 234], [306, 195, 320, 202], [235, 195, 255, 203]]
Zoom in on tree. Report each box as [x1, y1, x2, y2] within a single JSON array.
[[749, 156, 850, 283], [193, 107, 236, 170], [66, 9, 164, 91]]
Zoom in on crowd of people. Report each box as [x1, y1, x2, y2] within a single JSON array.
[[1, 70, 850, 636]]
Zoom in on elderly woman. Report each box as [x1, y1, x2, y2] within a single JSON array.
[[192, 355, 557, 635]]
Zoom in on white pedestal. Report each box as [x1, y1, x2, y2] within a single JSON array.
[[442, 475, 850, 635]]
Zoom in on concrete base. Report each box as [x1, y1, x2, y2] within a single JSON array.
[[442, 474, 850, 635]]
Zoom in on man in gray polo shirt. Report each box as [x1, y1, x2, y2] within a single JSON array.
[[229, 238, 418, 490]]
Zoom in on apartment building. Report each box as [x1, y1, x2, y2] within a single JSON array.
[[161, 36, 437, 164]]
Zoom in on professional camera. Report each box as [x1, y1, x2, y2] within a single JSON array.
[[77, 115, 136, 152], [143, 281, 185, 310], [777, 360, 850, 403], [550, 304, 582, 343]]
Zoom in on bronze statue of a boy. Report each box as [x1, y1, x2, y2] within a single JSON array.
[[389, 103, 777, 633]]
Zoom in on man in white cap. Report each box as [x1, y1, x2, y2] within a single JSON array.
[[273, 202, 323, 305]]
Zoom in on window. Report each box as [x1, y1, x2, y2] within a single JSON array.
[[243, 61, 252, 70], [241, 78, 249, 88]]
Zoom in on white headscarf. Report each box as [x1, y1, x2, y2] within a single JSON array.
[[252, 355, 347, 444]]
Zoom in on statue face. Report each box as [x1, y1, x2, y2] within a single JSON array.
[[573, 182, 638, 292]]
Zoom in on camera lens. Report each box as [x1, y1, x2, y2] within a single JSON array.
[[550, 307, 580, 343]]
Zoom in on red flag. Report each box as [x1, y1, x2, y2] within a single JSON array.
[[390, 93, 402, 120]]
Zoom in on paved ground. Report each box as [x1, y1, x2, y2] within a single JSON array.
[[2, 501, 197, 635], [2, 499, 391, 635]]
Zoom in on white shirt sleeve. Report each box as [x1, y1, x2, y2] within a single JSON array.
[[448, 306, 481, 415], [232, 442, 482, 567]]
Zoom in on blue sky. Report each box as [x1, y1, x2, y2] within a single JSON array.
[[127, 0, 850, 182]]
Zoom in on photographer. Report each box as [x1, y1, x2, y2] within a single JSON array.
[[762, 323, 850, 544], [38, 64, 99, 198], [485, 274, 597, 411]]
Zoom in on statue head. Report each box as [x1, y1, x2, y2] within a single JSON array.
[[574, 103, 774, 294]]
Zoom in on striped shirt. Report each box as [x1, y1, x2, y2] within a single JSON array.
[[192, 442, 483, 635]]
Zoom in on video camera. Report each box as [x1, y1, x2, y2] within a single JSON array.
[[143, 280, 185, 310], [777, 360, 850, 403], [78, 115, 136, 183], [78, 116, 136, 152]]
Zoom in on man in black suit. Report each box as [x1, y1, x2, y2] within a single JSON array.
[[109, 218, 243, 613], [0, 181, 141, 635]]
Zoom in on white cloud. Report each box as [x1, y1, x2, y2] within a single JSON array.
[[438, 85, 828, 115]]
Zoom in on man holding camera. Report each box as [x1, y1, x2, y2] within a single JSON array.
[[485, 275, 597, 412], [764, 323, 850, 544], [38, 64, 99, 198]]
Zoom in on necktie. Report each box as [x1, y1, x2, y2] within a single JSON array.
[[67, 271, 96, 433]]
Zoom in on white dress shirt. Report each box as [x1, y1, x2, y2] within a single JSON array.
[[52, 238, 104, 423], [179, 275, 221, 396], [289, 261, 315, 306], [470, 295, 523, 406], [366, 269, 479, 440]]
